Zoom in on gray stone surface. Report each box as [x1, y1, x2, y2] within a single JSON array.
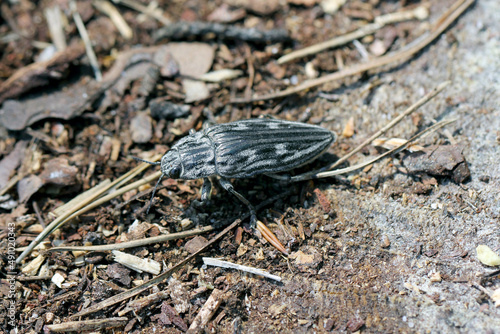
[[309, 0, 500, 331]]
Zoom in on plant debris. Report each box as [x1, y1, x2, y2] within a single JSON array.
[[402, 145, 471, 183]]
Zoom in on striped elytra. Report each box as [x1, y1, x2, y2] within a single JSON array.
[[160, 118, 336, 180], [207, 119, 335, 178]]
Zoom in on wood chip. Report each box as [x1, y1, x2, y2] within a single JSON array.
[[44, 317, 128, 332], [476, 245, 500, 267], [187, 288, 224, 334], [342, 117, 355, 138], [112, 250, 161, 274]]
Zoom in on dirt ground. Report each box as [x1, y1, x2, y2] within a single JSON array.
[[0, 0, 499, 333]]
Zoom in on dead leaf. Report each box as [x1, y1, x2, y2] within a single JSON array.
[[17, 174, 43, 203], [184, 236, 208, 254], [290, 250, 314, 265], [0, 43, 85, 104], [207, 4, 246, 23], [0, 141, 28, 189], [165, 43, 214, 102], [0, 78, 103, 131]]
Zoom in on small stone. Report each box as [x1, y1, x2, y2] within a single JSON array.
[[491, 288, 500, 307], [430, 272, 442, 282], [41, 157, 79, 187], [184, 236, 208, 254], [381, 235, 391, 248], [342, 117, 355, 138], [51, 272, 65, 288], [346, 317, 364, 332], [180, 218, 193, 229], [44, 312, 55, 323], [149, 99, 190, 120], [321, 0, 346, 14], [369, 39, 386, 56], [305, 62, 318, 78], [237, 243, 248, 257], [130, 112, 152, 143], [323, 318, 334, 331], [479, 175, 490, 183]]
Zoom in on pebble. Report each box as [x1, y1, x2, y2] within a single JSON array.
[[130, 112, 152, 143]]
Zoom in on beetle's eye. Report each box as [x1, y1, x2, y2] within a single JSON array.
[[169, 165, 182, 179]]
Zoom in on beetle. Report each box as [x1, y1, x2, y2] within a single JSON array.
[[135, 118, 336, 226]]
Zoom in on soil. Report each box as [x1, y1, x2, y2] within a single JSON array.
[[0, 0, 499, 333]]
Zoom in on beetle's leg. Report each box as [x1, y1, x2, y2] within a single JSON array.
[[218, 178, 257, 227], [265, 173, 292, 182], [192, 177, 212, 208], [265, 172, 317, 182]]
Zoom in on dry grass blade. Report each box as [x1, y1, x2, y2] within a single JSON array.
[[256, 220, 288, 255], [203, 257, 282, 281], [112, 250, 161, 274], [48, 225, 215, 252], [70, 0, 102, 81], [93, 0, 133, 39], [111, 0, 171, 26], [44, 5, 67, 51], [231, 0, 474, 103], [52, 179, 111, 218], [187, 288, 224, 333]]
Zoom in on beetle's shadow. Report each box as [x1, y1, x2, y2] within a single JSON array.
[[188, 151, 346, 225]]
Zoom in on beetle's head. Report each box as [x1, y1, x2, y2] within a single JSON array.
[[131, 150, 183, 214], [160, 150, 183, 179]]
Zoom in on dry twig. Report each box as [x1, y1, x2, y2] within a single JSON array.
[[187, 288, 224, 334], [70, 219, 243, 318], [44, 5, 67, 51], [44, 317, 128, 332], [327, 81, 449, 170], [47, 225, 215, 252]]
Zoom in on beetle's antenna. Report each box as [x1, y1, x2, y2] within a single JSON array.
[[146, 172, 164, 214], [132, 156, 162, 213], [133, 156, 161, 165]]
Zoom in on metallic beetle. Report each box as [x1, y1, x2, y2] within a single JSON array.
[[138, 118, 336, 225]]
